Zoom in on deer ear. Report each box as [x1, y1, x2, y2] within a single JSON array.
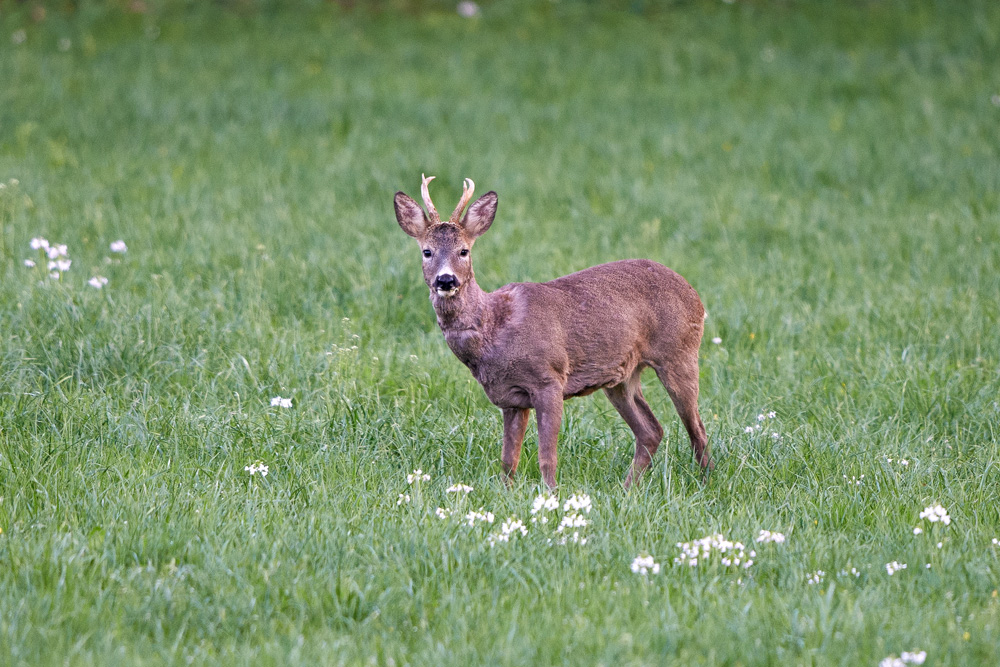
[[462, 191, 497, 239], [394, 192, 428, 238]]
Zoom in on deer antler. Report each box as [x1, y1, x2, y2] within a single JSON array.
[[449, 178, 476, 223], [421, 174, 441, 223]]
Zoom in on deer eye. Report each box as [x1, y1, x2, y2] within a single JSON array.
[[459, 249, 469, 257], [422, 249, 432, 258]]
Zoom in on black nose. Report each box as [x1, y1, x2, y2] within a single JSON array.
[[434, 274, 459, 291]]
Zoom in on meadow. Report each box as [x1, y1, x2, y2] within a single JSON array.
[[1, 1, 999, 664]]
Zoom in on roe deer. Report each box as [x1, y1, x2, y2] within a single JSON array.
[[394, 175, 712, 489]]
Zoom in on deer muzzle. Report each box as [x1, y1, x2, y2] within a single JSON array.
[[434, 272, 460, 297]]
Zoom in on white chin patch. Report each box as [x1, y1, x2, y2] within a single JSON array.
[[436, 288, 459, 298]]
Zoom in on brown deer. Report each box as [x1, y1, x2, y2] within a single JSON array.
[[394, 175, 712, 489]]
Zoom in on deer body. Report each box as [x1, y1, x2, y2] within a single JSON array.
[[395, 176, 711, 489]]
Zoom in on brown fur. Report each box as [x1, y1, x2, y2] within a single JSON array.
[[395, 179, 712, 489]]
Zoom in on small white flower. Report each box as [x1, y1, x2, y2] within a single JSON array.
[[711, 337, 722, 345], [88, 276, 109, 289], [806, 570, 825, 585], [406, 469, 431, 484], [992, 537, 999, 546], [918, 504, 950, 525], [456, 1, 480, 18], [901, 651, 926, 665], [435, 507, 451, 519], [46, 244, 68, 258], [563, 493, 592, 514], [396, 493, 410, 505], [744, 426, 755, 434], [885, 561, 907, 575], [900, 459, 909, 466], [757, 414, 766, 422], [244, 462, 269, 477], [24, 259, 36, 268], [531, 494, 560, 514], [463, 509, 494, 526], [555, 512, 589, 533], [936, 541, 943, 549], [445, 483, 473, 494], [270, 396, 292, 408], [913, 527, 923, 535], [500, 518, 527, 537], [48, 259, 71, 272], [30, 237, 50, 250], [49, 271, 60, 280], [767, 411, 776, 418], [756, 529, 786, 544], [110, 240, 128, 253], [630, 555, 660, 575]]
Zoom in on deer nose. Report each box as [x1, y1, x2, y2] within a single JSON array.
[[434, 273, 459, 292]]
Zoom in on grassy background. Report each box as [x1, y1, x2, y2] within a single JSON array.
[[1, 1, 999, 664]]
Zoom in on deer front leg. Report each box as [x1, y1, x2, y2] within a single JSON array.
[[501, 407, 530, 485], [533, 390, 564, 490]]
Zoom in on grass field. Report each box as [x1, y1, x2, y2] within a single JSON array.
[[2, 1, 1000, 664]]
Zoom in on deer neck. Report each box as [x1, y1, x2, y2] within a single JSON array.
[[432, 274, 488, 335]]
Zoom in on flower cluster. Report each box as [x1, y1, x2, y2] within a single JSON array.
[[880, 650, 926, 666], [487, 518, 528, 546], [244, 461, 269, 477], [24, 237, 126, 287], [406, 469, 431, 484], [397, 493, 410, 505], [806, 570, 825, 585], [918, 504, 950, 525], [270, 396, 293, 408], [630, 555, 660, 576], [837, 567, 861, 578], [743, 411, 780, 439], [755, 529, 786, 544], [843, 474, 864, 486], [885, 561, 907, 576], [530, 494, 560, 524], [674, 533, 754, 569], [445, 483, 473, 494], [463, 509, 495, 527]]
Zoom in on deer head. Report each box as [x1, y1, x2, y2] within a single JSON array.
[[394, 175, 498, 298]]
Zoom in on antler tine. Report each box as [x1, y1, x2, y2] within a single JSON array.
[[450, 178, 476, 223], [420, 174, 440, 223]]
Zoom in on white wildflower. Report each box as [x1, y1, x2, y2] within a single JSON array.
[[900, 459, 909, 466], [756, 529, 786, 544], [901, 651, 926, 665], [12, 29, 27, 45], [992, 538, 999, 546], [30, 237, 50, 250], [270, 396, 292, 408], [563, 493, 592, 514], [918, 504, 950, 525], [46, 244, 68, 259], [24, 259, 35, 268], [445, 483, 473, 494], [767, 411, 776, 418], [88, 276, 109, 289], [48, 259, 71, 272], [531, 494, 560, 515], [757, 414, 766, 422], [885, 561, 907, 575], [556, 512, 588, 533], [396, 493, 410, 505], [744, 426, 755, 434], [807, 570, 825, 585], [913, 526, 923, 535], [435, 507, 451, 520], [711, 337, 722, 344], [463, 509, 494, 527], [456, 1, 480, 18], [244, 462, 269, 477], [630, 555, 660, 575], [406, 469, 431, 484], [110, 240, 128, 253], [501, 518, 527, 537]]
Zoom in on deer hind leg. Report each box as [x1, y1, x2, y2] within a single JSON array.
[[533, 389, 564, 490], [604, 372, 665, 488], [653, 356, 713, 471]]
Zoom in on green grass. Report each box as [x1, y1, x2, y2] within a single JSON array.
[[2, 1, 999, 664]]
